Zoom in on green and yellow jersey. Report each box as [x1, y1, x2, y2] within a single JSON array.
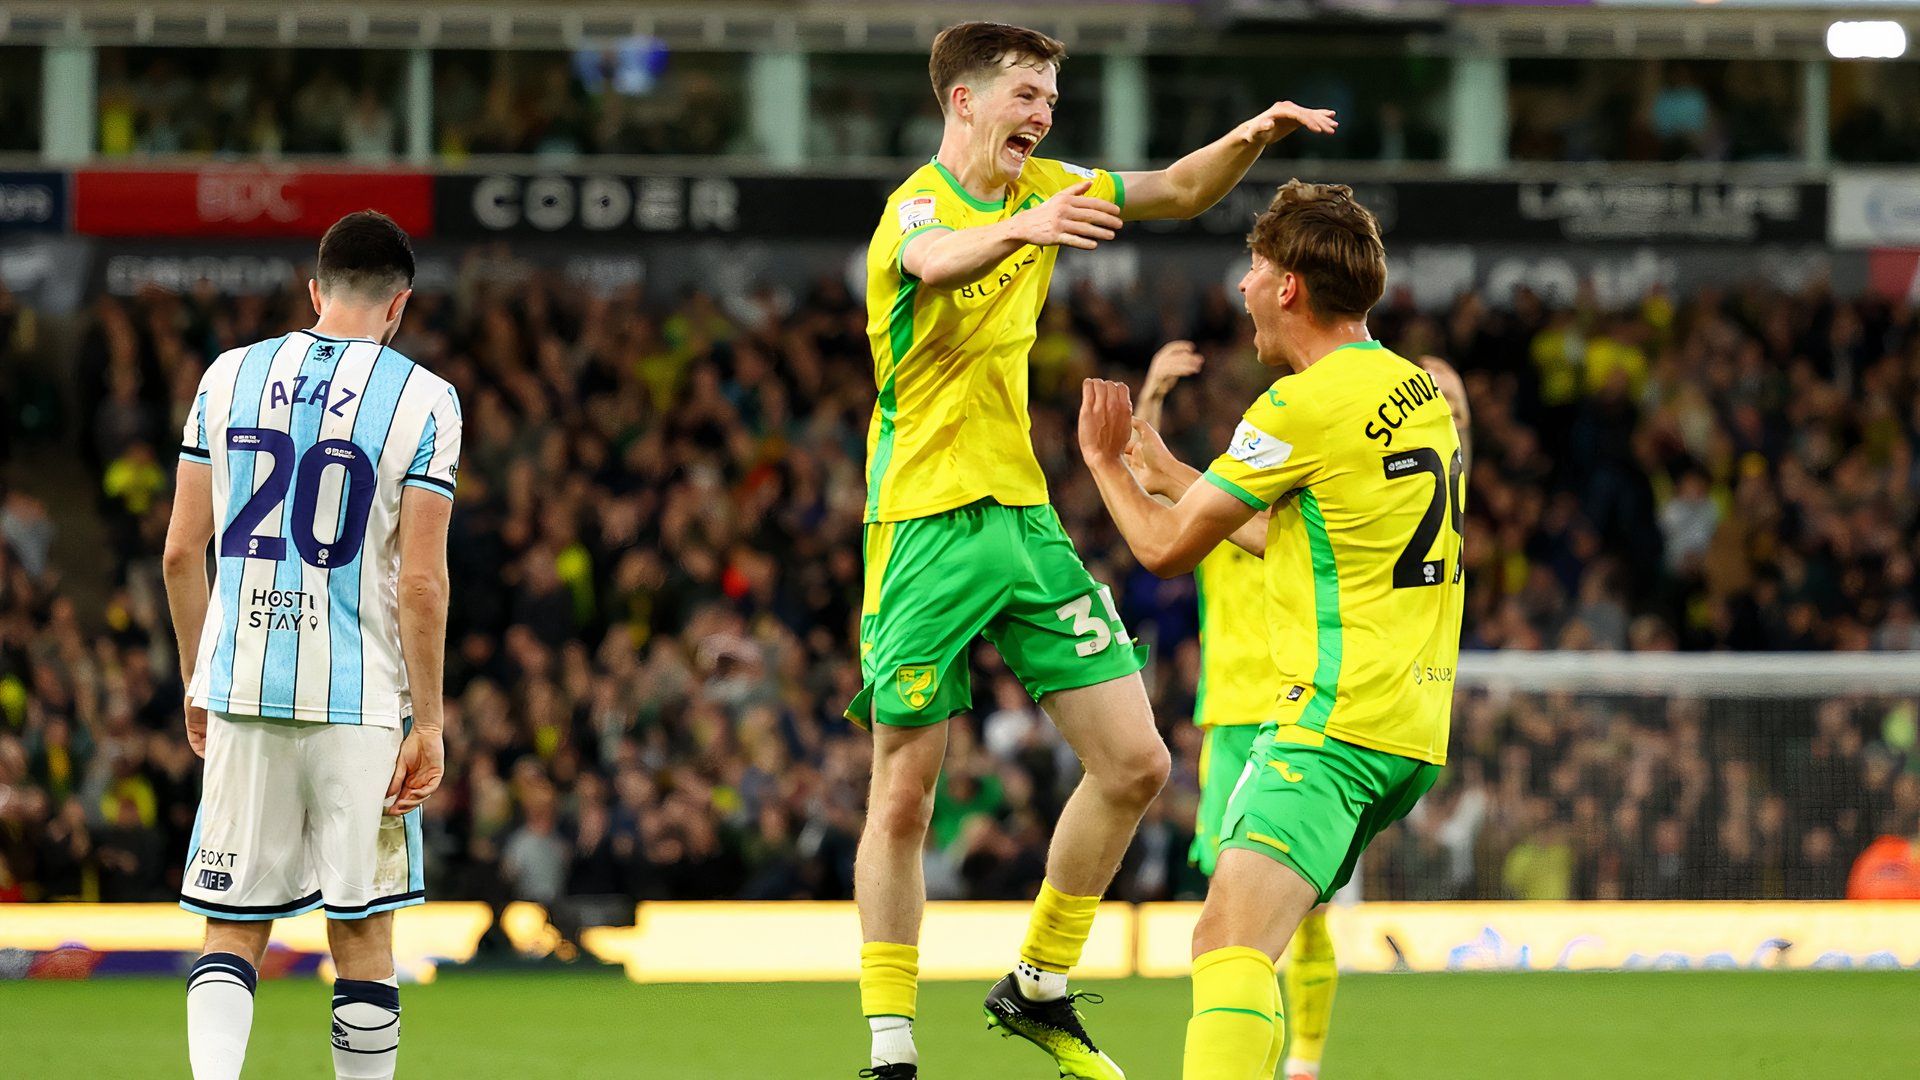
[[1202, 341, 1465, 765], [863, 157, 1125, 523], [1192, 543, 1272, 728]]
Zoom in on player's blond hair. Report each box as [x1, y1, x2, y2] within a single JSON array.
[[928, 22, 1067, 114], [1247, 180, 1387, 321]]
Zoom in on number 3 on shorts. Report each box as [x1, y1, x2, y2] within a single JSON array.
[[1057, 585, 1134, 658]]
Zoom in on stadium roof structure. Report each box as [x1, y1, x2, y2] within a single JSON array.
[[0, 0, 1910, 59]]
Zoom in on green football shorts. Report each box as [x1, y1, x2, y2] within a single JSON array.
[[1218, 725, 1441, 903], [1191, 723, 1262, 877], [847, 499, 1147, 728]]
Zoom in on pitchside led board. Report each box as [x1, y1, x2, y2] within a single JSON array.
[[7, 902, 1920, 981]]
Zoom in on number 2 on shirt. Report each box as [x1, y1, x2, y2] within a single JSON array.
[[1382, 447, 1465, 589]]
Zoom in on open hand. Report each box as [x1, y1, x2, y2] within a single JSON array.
[[1141, 340, 1204, 405], [1125, 417, 1181, 498], [1079, 379, 1136, 466], [1012, 180, 1123, 251], [1241, 101, 1339, 147]]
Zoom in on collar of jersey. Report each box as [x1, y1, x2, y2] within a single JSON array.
[[930, 157, 1006, 212], [300, 328, 378, 344], [1327, 339, 1384, 356]]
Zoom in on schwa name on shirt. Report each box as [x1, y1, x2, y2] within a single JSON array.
[[1363, 370, 1443, 448]]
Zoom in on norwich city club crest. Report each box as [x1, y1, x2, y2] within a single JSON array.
[[897, 665, 937, 710]]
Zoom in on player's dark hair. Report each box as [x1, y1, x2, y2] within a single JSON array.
[[316, 210, 415, 299], [928, 22, 1067, 114], [1247, 180, 1387, 321]]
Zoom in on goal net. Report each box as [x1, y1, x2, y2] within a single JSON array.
[[1364, 652, 1920, 902]]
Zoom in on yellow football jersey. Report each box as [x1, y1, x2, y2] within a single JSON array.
[[1193, 543, 1274, 728], [863, 157, 1125, 523], [1202, 341, 1465, 765]]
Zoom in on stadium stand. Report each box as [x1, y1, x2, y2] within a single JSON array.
[[2, 268, 1915, 907]]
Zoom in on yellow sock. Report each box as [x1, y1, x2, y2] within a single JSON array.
[[1261, 973, 1286, 1078], [1183, 946, 1280, 1080], [1020, 879, 1102, 975], [1281, 908, 1338, 1072], [860, 941, 919, 1020]]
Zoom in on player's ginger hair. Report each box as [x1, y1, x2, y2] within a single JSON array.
[[1247, 180, 1387, 321], [928, 21, 1067, 113]]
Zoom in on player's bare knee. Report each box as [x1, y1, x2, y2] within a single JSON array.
[[869, 775, 938, 841], [1094, 740, 1171, 809]]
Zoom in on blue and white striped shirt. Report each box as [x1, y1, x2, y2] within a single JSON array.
[[181, 330, 461, 727]]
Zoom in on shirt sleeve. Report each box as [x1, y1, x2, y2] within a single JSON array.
[[1041, 159, 1125, 211], [402, 387, 462, 500], [883, 183, 963, 281], [180, 388, 211, 465], [1201, 384, 1323, 510]]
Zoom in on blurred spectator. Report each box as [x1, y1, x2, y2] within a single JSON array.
[[1848, 833, 1920, 900]]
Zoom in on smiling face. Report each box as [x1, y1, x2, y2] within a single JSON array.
[[979, 58, 1056, 182], [955, 56, 1057, 186]]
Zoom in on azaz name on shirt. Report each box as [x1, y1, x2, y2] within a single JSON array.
[[267, 377, 359, 417]]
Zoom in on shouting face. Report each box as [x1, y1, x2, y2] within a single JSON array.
[[961, 56, 1057, 186], [1239, 254, 1290, 368]]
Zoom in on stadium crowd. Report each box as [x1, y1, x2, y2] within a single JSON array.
[[0, 256, 1916, 912]]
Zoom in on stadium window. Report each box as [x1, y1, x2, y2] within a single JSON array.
[[1830, 60, 1920, 163], [434, 48, 748, 160], [1507, 57, 1802, 164], [1144, 51, 1448, 164], [806, 52, 1103, 165], [0, 47, 43, 154], [93, 46, 409, 161]]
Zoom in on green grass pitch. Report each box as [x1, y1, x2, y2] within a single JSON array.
[[6, 970, 1918, 1078]]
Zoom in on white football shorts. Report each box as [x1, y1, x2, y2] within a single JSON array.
[[179, 712, 425, 921]]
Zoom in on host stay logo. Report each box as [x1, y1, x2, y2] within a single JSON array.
[[196, 173, 300, 224]]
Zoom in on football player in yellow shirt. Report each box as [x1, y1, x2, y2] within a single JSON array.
[[852, 20, 1337, 1080], [1136, 339, 1468, 1080], [1078, 180, 1467, 1080], [1135, 340, 1343, 1080]]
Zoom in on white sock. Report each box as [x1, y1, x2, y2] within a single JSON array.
[[332, 974, 401, 1080], [869, 1015, 917, 1068], [1015, 959, 1069, 1002], [187, 952, 257, 1080], [1284, 1058, 1323, 1079]]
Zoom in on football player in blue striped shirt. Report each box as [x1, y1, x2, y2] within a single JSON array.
[[163, 210, 459, 1080]]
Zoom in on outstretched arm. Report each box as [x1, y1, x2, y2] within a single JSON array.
[[1081, 379, 1257, 576], [1117, 101, 1338, 222]]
